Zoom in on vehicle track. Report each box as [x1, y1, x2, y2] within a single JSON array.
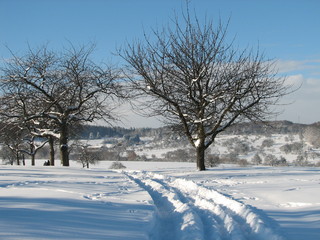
[[124, 171, 204, 240], [124, 171, 284, 240]]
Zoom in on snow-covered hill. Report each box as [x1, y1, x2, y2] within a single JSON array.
[[76, 133, 320, 167]]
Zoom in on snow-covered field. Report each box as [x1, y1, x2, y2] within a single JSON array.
[[1, 161, 319, 240]]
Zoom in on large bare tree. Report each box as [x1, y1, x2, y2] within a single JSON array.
[[120, 11, 291, 170], [1, 44, 121, 166]]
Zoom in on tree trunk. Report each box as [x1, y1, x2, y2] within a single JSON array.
[[196, 144, 206, 171], [196, 125, 206, 171], [31, 154, 35, 166], [16, 152, 20, 166], [31, 145, 35, 166], [60, 122, 69, 166], [49, 136, 55, 166]]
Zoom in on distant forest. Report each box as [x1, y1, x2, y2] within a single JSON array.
[[78, 125, 155, 139], [79, 121, 319, 140]]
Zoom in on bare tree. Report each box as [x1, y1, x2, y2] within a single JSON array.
[[77, 145, 98, 168], [1, 44, 122, 166], [0, 122, 25, 165], [303, 125, 320, 148], [0, 82, 57, 165], [21, 135, 48, 166], [120, 9, 291, 170]]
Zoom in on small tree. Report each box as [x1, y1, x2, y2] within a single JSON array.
[[261, 139, 274, 148], [303, 126, 320, 148], [252, 153, 262, 165], [0, 145, 16, 165], [109, 161, 126, 169], [206, 154, 220, 167], [120, 7, 291, 170], [280, 142, 303, 154], [264, 154, 278, 166], [78, 145, 98, 168], [0, 123, 25, 165], [294, 153, 309, 166], [277, 156, 288, 166], [21, 135, 48, 166]]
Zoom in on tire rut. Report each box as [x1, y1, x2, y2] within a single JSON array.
[[124, 171, 284, 240], [124, 171, 204, 240]]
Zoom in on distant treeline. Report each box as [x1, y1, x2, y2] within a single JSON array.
[[78, 125, 156, 139], [79, 121, 319, 140], [224, 121, 309, 135]]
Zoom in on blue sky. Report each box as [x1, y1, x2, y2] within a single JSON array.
[[1, 0, 320, 127]]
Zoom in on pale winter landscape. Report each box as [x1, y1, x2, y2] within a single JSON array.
[[1, 1, 320, 239], [1, 126, 320, 240]]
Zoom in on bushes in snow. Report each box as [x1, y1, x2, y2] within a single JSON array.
[[263, 154, 288, 166], [238, 159, 249, 167], [261, 139, 274, 148], [233, 142, 251, 155], [206, 152, 250, 167], [109, 161, 126, 169], [222, 137, 252, 155], [206, 155, 220, 167], [280, 142, 303, 154], [292, 154, 314, 167], [251, 153, 262, 165], [162, 148, 196, 162], [303, 125, 320, 148]]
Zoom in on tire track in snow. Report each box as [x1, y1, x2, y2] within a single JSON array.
[[124, 171, 204, 240], [156, 173, 285, 240], [138, 172, 243, 240], [150, 177, 223, 240], [0, 180, 55, 188], [124, 171, 285, 240]]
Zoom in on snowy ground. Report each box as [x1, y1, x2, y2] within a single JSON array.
[[0, 161, 319, 240]]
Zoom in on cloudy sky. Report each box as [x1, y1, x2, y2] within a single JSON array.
[[1, 0, 319, 128]]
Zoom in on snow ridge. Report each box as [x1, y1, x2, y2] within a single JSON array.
[[124, 170, 285, 240]]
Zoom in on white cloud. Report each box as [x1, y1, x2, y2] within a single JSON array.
[[276, 59, 320, 73], [285, 74, 304, 87], [284, 74, 320, 93], [306, 78, 320, 86]]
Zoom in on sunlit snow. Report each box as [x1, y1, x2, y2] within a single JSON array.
[[0, 160, 319, 240]]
